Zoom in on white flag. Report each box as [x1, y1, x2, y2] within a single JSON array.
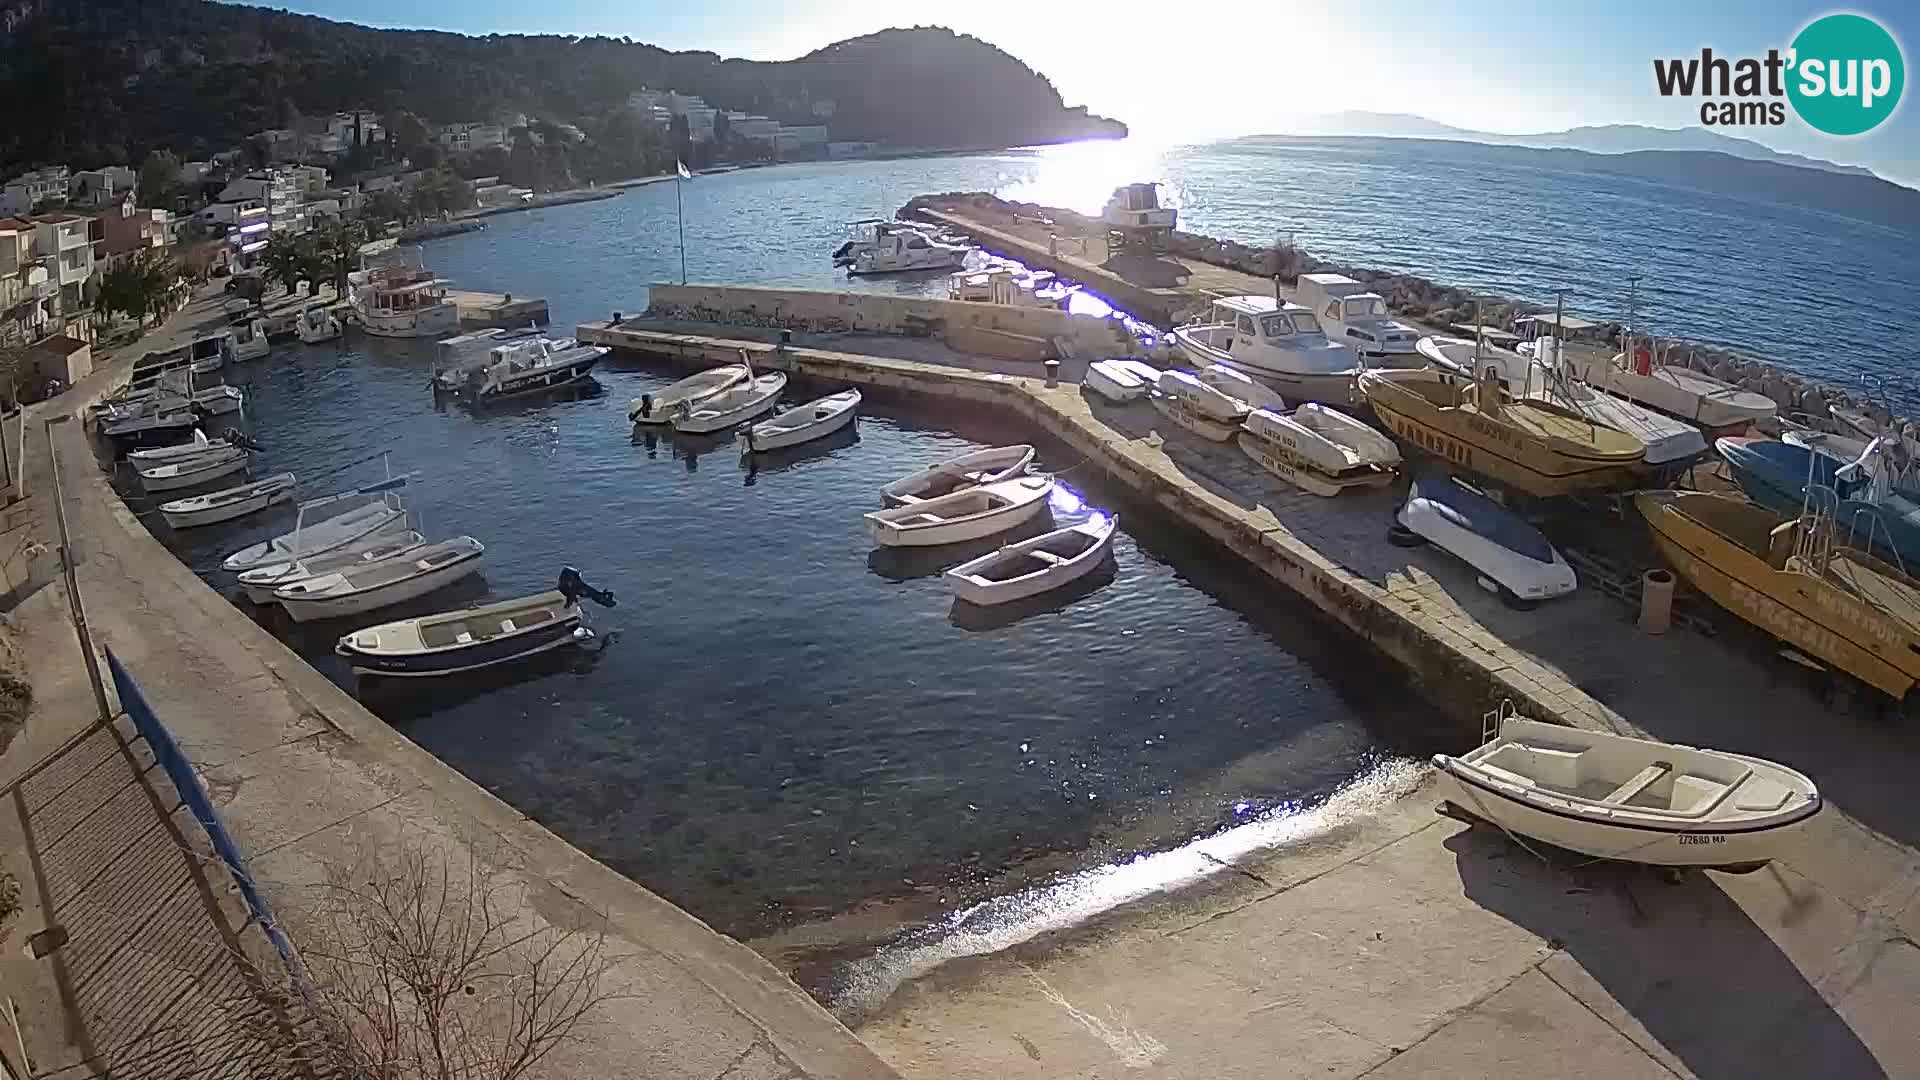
[[676, 160, 692, 180]]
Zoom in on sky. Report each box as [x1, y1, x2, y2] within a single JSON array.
[[264, 0, 1919, 184]]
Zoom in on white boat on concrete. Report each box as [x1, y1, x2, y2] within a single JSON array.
[[671, 373, 787, 434], [1433, 709, 1820, 871], [1240, 404, 1400, 496], [221, 475, 412, 571], [628, 364, 749, 424], [275, 536, 485, 623], [229, 317, 271, 362], [137, 447, 250, 492], [742, 389, 859, 453], [238, 527, 426, 605], [1161, 370, 1250, 423], [159, 472, 295, 529], [1296, 273, 1423, 364], [1084, 360, 1152, 403], [296, 305, 343, 344], [865, 475, 1053, 547], [1194, 361, 1290, 413], [945, 514, 1117, 606], [883, 445, 1035, 506], [1395, 468, 1576, 607], [1565, 340, 1777, 432], [1170, 296, 1361, 405]]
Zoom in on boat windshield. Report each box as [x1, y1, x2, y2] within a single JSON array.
[[1343, 297, 1387, 318], [1260, 314, 1293, 338]]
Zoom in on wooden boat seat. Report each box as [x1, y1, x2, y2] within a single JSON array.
[[1029, 551, 1068, 566], [1476, 762, 1536, 789], [1602, 761, 1673, 805]]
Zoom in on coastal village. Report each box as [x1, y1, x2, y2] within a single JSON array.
[[0, 9, 1916, 1080]]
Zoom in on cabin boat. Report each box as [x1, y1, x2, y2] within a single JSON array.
[[1359, 367, 1645, 497], [1639, 488, 1920, 699], [295, 306, 343, 344], [1434, 709, 1820, 871], [187, 331, 232, 374], [1239, 404, 1400, 496], [865, 475, 1053, 547], [1295, 273, 1423, 363], [1419, 336, 1706, 466], [349, 256, 460, 338], [336, 570, 614, 677], [275, 536, 485, 623], [239, 528, 426, 605], [451, 338, 606, 400], [159, 472, 295, 529], [842, 221, 972, 276], [742, 389, 859, 453], [1566, 340, 1777, 432], [882, 445, 1035, 506], [1169, 296, 1361, 405], [945, 514, 1118, 606], [671, 373, 787, 434], [229, 317, 270, 361], [1102, 183, 1177, 252], [137, 447, 250, 492], [1397, 468, 1577, 606], [629, 365, 749, 424], [221, 474, 412, 571], [833, 218, 968, 266]]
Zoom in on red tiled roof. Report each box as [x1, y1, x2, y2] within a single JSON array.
[[27, 212, 88, 224], [0, 217, 33, 232]]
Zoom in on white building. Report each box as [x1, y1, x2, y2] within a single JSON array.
[[729, 114, 780, 143], [0, 167, 72, 216], [69, 166, 136, 208], [773, 125, 829, 158], [326, 112, 385, 148], [287, 164, 331, 197], [436, 123, 507, 154], [30, 213, 95, 313], [217, 170, 304, 234], [0, 216, 57, 346]]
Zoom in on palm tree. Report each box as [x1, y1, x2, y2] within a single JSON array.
[[308, 219, 366, 299], [260, 235, 311, 296]]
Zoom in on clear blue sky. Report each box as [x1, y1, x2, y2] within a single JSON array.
[[262, 1, 1919, 183]]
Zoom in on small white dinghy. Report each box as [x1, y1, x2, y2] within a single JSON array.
[[742, 389, 859, 452], [865, 475, 1053, 547], [138, 447, 250, 492], [275, 536, 486, 623], [945, 513, 1117, 606], [127, 429, 221, 464], [336, 569, 615, 677], [1194, 362, 1289, 413], [160, 472, 295, 529], [221, 475, 412, 571], [1434, 709, 1820, 872], [1151, 370, 1248, 442], [239, 528, 427, 605], [1084, 360, 1151, 403], [883, 445, 1035, 506], [629, 365, 749, 424], [672, 373, 788, 434]]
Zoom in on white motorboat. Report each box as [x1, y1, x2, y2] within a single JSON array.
[[945, 514, 1118, 606], [275, 536, 485, 623], [335, 569, 616, 678], [628, 364, 749, 424], [1240, 404, 1400, 497], [671, 372, 787, 434], [295, 306, 343, 344], [229, 318, 271, 362], [348, 250, 461, 338], [137, 447, 250, 492], [1427, 336, 1707, 466], [742, 389, 859, 453], [883, 445, 1035, 506], [238, 527, 426, 605], [844, 221, 972, 276], [1395, 468, 1576, 607], [1193, 361, 1290, 413], [835, 219, 971, 271], [221, 475, 412, 571], [194, 385, 246, 416], [1296, 274, 1422, 363], [1169, 296, 1361, 405], [865, 475, 1054, 547], [1565, 340, 1777, 431], [159, 472, 295, 529], [1433, 710, 1820, 871], [1084, 360, 1152, 403], [451, 337, 605, 400], [946, 263, 1074, 309]]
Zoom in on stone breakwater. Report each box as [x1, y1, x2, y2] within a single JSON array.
[[899, 192, 1897, 431]]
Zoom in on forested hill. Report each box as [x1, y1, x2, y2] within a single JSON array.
[[0, 1, 1125, 171]]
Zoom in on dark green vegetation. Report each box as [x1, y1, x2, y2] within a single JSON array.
[[0, 1, 1124, 174]]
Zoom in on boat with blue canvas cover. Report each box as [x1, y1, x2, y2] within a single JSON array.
[[1395, 466, 1576, 607], [1715, 437, 1920, 571]]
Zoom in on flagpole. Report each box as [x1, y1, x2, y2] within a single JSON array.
[[675, 168, 687, 285]]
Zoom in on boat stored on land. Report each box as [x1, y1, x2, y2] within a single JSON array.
[[945, 514, 1118, 606], [336, 568, 615, 677], [137, 447, 250, 492], [883, 445, 1035, 506], [1434, 710, 1819, 871], [1714, 437, 1920, 570], [1084, 360, 1152, 403], [742, 389, 859, 453], [221, 475, 412, 571], [1567, 342, 1776, 432], [1169, 296, 1362, 405], [672, 372, 787, 434], [1638, 489, 1920, 699], [1360, 367, 1645, 497], [1239, 405, 1399, 496], [1396, 468, 1576, 606], [1151, 392, 1241, 442], [276, 536, 485, 623], [1296, 274, 1422, 363], [1193, 361, 1290, 413], [865, 475, 1053, 547], [628, 364, 749, 424], [159, 472, 295, 529], [238, 528, 426, 605]]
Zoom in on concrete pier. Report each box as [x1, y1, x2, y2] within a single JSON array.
[[448, 288, 550, 329]]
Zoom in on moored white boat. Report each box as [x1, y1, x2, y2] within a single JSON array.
[[102, 405, 199, 441], [671, 373, 788, 434], [1396, 468, 1576, 607], [945, 514, 1118, 606], [159, 472, 295, 529], [628, 365, 749, 424], [194, 385, 246, 415], [238, 527, 426, 605], [742, 389, 859, 452], [137, 447, 250, 492], [229, 318, 271, 362], [221, 475, 412, 571], [295, 306, 343, 343], [882, 445, 1035, 506], [127, 429, 219, 463], [275, 536, 485, 623], [1433, 712, 1820, 871], [452, 337, 606, 400], [864, 475, 1053, 547], [1084, 360, 1151, 403], [335, 569, 616, 677]]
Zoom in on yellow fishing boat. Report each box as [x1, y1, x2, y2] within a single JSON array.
[[1360, 366, 1645, 497], [1637, 489, 1920, 700]]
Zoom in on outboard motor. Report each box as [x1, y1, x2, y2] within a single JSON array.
[[223, 427, 262, 451], [557, 566, 616, 608], [637, 393, 654, 420]]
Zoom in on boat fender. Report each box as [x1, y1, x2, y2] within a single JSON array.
[[557, 566, 617, 608]]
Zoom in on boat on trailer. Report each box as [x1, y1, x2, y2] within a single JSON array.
[[945, 514, 1118, 606], [864, 475, 1054, 547], [1434, 705, 1820, 872], [159, 472, 295, 529], [1567, 339, 1776, 433], [336, 567, 615, 677], [883, 445, 1035, 506], [1169, 295, 1362, 405]]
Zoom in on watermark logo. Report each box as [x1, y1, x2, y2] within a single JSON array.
[[1652, 12, 1904, 135]]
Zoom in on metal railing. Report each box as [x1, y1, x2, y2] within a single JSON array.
[[44, 420, 113, 724]]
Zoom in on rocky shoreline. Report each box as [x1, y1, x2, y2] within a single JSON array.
[[900, 192, 1893, 430]]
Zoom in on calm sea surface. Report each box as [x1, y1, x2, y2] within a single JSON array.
[[141, 136, 1915, 977]]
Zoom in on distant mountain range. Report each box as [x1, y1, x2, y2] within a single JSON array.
[[1278, 111, 1879, 181]]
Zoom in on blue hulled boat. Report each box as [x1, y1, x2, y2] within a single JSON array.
[[1714, 437, 1920, 569]]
